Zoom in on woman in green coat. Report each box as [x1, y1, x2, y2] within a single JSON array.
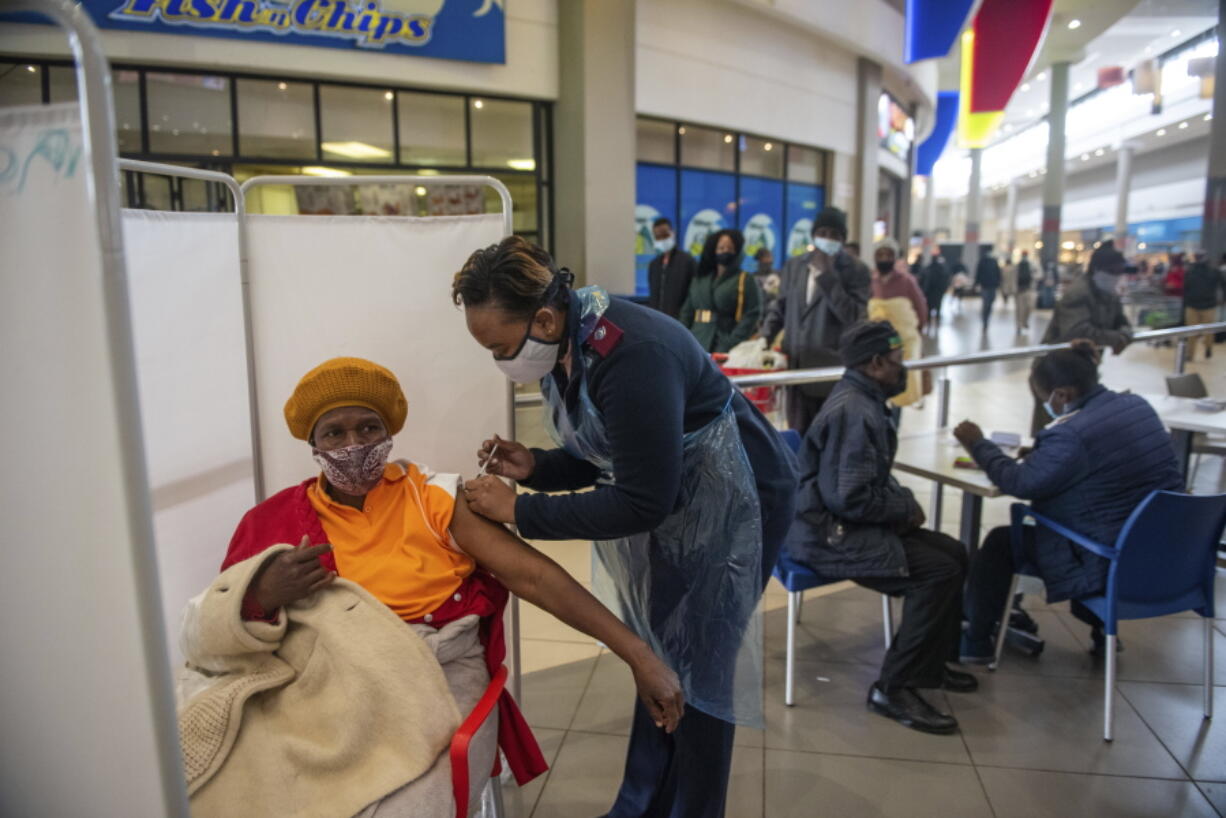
[[680, 228, 762, 353]]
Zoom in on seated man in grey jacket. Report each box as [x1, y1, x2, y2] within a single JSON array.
[[785, 321, 976, 735]]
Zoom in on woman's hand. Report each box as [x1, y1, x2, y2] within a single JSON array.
[[478, 434, 535, 482], [628, 646, 685, 733], [463, 475, 518, 524], [251, 536, 335, 612]]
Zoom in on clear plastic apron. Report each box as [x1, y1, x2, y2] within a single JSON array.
[[539, 287, 765, 727]]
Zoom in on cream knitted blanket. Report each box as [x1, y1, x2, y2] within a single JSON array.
[[176, 546, 463, 818]]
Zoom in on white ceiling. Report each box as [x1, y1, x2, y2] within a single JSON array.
[[996, 0, 1218, 135]]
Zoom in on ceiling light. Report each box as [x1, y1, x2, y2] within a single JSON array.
[[723, 134, 733, 144], [1021, 83, 1031, 92], [1074, 82, 1084, 91], [211, 149, 220, 156], [1156, 128, 1167, 136], [1080, 153, 1090, 160], [1035, 241, 1044, 248], [1206, 114, 1214, 121], [1067, 18, 1081, 30], [1138, 242, 1147, 249], [25, 65, 36, 73], [472, 99, 484, 109], [764, 142, 773, 151], [678, 126, 687, 135], [321, 141, 392, 159], [384, 91, 393, 101], [1178, 121, 1189, 129], [1037, 71, 1048, 81], [506, 158, 537, 171], [414, 186, 427, 196], [1094, 148, 1104, 156], [302, 167, 352, 177], [1170, 29, 1181, 38], [277, 82, 287, 91], [1062, 240, 1077, 249]]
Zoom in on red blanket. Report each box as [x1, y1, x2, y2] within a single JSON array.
[[223, 479, 548, 786]]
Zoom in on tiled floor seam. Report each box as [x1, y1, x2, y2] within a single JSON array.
[[527, 653, 604, 818], [971, 762, 1192, 782], [1116, 680, 1205, 785], [954, 689, 1000, 818], [1193, 781, 1226, 818]]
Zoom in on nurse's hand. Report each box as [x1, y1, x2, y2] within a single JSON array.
[[629, 647, 685, 733], [478, 434, 535, 482], [463, 475, 518, 524]]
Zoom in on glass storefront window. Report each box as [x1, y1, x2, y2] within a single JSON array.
[[470, 97, 533, 170], [238, 79, 315, 159], [0, 62, 42, 106], [787, 144, 824, 184], [114, 70, 142, 154], [48, 66, 78, 104], [319, 84, 394, 163], [488, 173, 538, 233], [680, 124, 735, 171], [398, 91, 465, 167], [637, 118, 675, 164], [147, 72, 232, 156], [741, 135, 783, 178]]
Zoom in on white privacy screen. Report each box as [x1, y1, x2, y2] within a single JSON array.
[[246, 213, 509, 494], [122, 209, 254, 666], [0, 104, 171, 816]]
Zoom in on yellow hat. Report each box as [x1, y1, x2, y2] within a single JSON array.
[[284, 357, 408, 441]]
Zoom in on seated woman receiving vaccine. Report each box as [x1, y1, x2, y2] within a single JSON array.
[[176, 357, 683, 818]]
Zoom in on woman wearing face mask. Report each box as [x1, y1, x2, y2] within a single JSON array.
[[867, 237, 928, 414], [677, 228, 762, 353], [953, 345, 1184, 661], [455, 237, 797, 818], [209, 357, 685, 814]]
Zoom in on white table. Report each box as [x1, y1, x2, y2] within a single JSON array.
[[892, 429, 1003, 550], [1136, 393, 1226, 478]]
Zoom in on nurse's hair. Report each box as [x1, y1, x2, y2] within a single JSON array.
[[452, 235, 567, 320], [1031, 344, 1099, 395]]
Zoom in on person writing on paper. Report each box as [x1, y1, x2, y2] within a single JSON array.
[[678, 228, 761, 353], [785, 321, 974, 736], [179, 357, 683, 818], [953, 345, 1183, 662], [454, 236, 797, 818]]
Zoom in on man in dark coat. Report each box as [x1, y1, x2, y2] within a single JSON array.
[[1182, 251, 1223, 360], [1015, 250, 1034, 333], [785, 321, 975, 735], [920, 254, 951, 327], [760, 206, 870, 434], [975, 253, 1002, 333], [954, 345, 1183, 659], [646, 217, 696, 320]]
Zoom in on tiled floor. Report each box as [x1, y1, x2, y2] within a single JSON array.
[[500, 295, 1226, 817]]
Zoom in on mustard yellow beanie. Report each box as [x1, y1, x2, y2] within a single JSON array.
[[284, 357, 408, 441]]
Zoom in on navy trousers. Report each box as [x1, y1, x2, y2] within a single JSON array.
[[603, 487, 793, 818]]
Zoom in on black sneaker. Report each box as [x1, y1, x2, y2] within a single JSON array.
[[1090, 627, 1124, 657], [867, 683, 959, 734], [941, 667, 980, 693]]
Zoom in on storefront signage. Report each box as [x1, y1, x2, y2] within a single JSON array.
[[38, 0, 505, 63], [878, 93, 914, 161]]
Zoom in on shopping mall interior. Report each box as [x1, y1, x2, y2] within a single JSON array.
[[2, 0, 1226, 816]]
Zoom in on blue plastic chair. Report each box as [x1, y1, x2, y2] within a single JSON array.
[[993, 490, 1226, 741], [774, 429, 894, 707]]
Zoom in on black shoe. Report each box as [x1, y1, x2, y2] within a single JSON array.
[[1009, 606, 1040, 635], [867, 683, 959, 734], [1090, 627, 1124, 657], [942, 667, 980, 693]]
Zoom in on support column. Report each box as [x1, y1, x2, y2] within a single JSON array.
[[1203, 0, 1226, 263], [964, 148, 982, 274], [1114, 141, 1138, 251], [1040, 61, 1071, 276], [921, 174, 937, 264], [555, 0, 636, 293], [1004, 179, 1019, 257], [854, 57, 884, 247]]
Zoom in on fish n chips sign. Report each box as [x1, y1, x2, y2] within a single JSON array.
[[80, 0, 504, 62]]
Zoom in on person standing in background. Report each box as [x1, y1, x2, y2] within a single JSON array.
[[647, 217, 696, 320], [679, 229, 762, 354], [921, 254, 951, 328], [760, 206, 871, 433], [1182, 251, 1223, 360], [1164, 252, 1186, 297], [1015, 250, 1034, 333], [974, 253, 1002, 334], [754, 247, 782, 308], [1000, 254, 1017, 307], [869, 239, 927, 413]]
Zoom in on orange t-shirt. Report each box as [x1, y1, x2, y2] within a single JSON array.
[[307, 461, 475, 621]]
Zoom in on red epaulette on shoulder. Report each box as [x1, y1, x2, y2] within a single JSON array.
[[586, 317, 624, 358]]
